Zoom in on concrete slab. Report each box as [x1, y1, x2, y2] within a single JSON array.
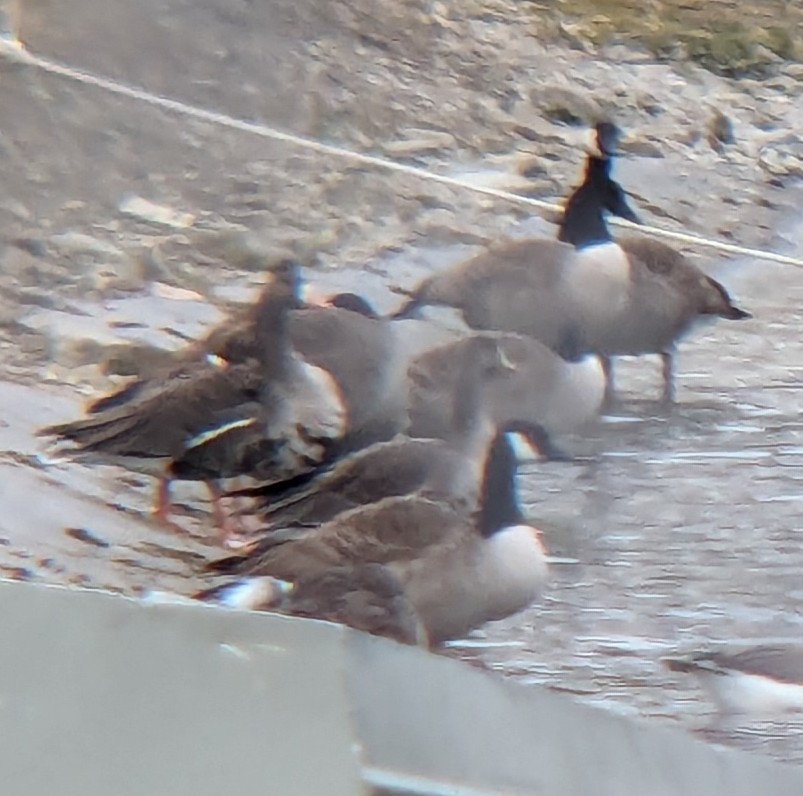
[[1, 579, 802, 796]]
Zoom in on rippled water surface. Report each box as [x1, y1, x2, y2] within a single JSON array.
[[445, 226, 803, 764]]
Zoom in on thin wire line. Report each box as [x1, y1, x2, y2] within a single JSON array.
[[2, 38, 802, 268]]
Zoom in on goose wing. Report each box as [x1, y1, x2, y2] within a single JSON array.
[[252, 436, 446, 527], [42, 359, 262, 462], [214, 496, 461, 580]]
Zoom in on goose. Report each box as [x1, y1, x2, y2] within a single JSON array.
[[557, 123, 751, 403], [198, 563, 427, 646], [40, 261, 346, 537], [88, 288, 408, 453], [394, 122, 750, 403], [407, 331, 604, 447], [665, 644, 803, 717], [201, 427, 549, 646]]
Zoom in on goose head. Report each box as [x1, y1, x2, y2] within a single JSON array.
[[559, 124, 641, 248], [583, 120, 623, 159], [449, 336, 518, 437], [254, 259, 306, 375], [322, 292, 381, 318]]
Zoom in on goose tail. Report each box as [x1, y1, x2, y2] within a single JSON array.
[[704, 278, 751, 321]]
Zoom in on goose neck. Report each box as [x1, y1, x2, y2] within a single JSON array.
[[476, 431, 524, 539]]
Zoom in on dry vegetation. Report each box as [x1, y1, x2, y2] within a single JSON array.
[[527, 0, 802, 75]]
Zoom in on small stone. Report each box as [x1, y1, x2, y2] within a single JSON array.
[[508, 115, 567, 146], [636, 93, 663, 117], [382, 130, 456, 157], [758, 135, 803, 179], [1, 198, 31, 221], [118, 195, 195, 228], [11, 237, 47, 257], [89, 254, 148, 294], [619, 138, 664, 158], [708, 110, 734, 152], [191, 228, 287, 271], [49, 231, 124, 259], [530, 85, 601, 127]]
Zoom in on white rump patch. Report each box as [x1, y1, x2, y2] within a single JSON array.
[[295, 360, 348, 441]]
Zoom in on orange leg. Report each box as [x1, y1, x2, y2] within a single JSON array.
[[152, 476, 173, 523], [206, 480, 245, 546]]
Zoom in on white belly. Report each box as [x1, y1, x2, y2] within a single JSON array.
[[401, 525, 548, 644], [542, 354, 605, 434]]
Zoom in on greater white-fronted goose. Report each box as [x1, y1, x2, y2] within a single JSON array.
[[88, 288, 408, 453], [665, 644, 803, 716], [41, 261, 346, 537], [394, 122, 750, 403], [203, 428, 549, 646], [198, 563, 427, 646]]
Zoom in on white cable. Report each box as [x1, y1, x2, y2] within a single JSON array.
[[2, 38, 802, 269]]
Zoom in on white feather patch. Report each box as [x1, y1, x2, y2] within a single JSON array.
[[185, 417, 256, 450], [208, 577, 295, 611], [481, 524, 549, 613], [294, 360, 348, 440], [543, 355, 605, 433], [503, 431, 540, 463]]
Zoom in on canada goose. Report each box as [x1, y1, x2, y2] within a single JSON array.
[[394, 122, 750, 403], [198, 563, 427, 646], [407, 331, 604, 446], [41, 261, 346, 537], [665, 644, 803, 716], [203, 428, 548, 646], [390, 123, 641, 353], [557, 124, 751, 403]]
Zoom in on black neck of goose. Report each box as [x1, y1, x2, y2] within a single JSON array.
[[476, 431, 523, 539], [558, 156, 614, 249]]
